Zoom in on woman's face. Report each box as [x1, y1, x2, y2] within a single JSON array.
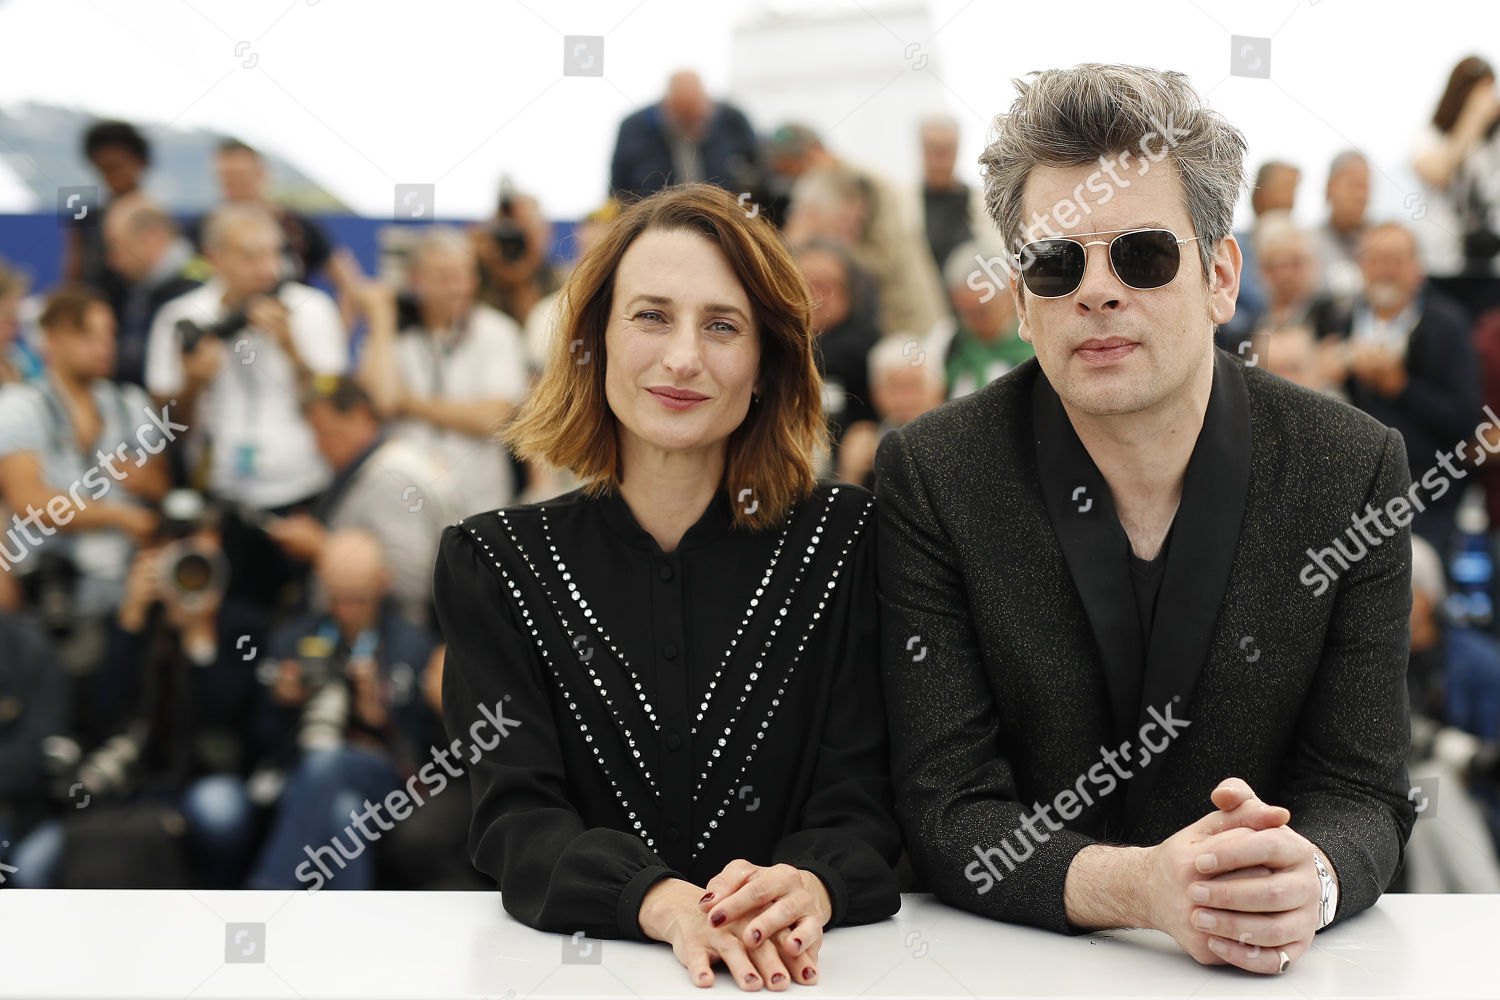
[[604, 228, 761, 466], [0, 292, 19, 348]]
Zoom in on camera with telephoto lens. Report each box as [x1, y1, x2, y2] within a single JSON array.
[[487, 176, 529, 263], [153, 489, 228, 615], [175, 280, 286, 354]]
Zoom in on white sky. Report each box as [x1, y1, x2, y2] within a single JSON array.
[[0, 0, 1493, 226]]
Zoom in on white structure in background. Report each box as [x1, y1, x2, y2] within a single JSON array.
[[729, 0, 946, 188]]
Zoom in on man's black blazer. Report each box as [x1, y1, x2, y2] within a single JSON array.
[[874, 348, 1416, 935]]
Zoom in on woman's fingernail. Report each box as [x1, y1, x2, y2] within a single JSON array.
[[1194, 911, 1216, 930], [1208, 937, 1227, 955], [1195, 852, 1218, 872], [711, 911, 726, 927], [699, 892, 714, 905], [1190, 883, 1210, 903], [802, 967, 816, 981], [792, 937, 802, 951], [745, 973, 759, 984], [751, 929, 761, 944], [772, 974, 785, 984]]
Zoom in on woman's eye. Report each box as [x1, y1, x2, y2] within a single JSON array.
[[636, 310, 666, 323], [708, 320, 739, 334]]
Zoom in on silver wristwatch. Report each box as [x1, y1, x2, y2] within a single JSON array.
[[1312, 850, 1338, 929]]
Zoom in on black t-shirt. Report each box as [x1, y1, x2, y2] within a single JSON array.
[[923, 185, 974, 277], [1128, 522, 1175, 654]]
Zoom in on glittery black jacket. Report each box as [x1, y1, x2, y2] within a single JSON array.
[[435, 481, 901, 940], [875, 349, 1416, 935]]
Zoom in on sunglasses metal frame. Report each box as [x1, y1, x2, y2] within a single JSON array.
[[1012, 228, 1209, 298]]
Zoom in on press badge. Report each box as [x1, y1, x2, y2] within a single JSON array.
[[233, 442, 258, 478]]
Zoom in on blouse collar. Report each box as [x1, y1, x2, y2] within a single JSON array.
[[596, 483, 735, 554]]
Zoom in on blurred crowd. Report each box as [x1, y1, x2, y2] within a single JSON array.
[[2, 60, 1500, 891]]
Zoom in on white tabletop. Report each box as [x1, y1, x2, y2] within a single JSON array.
[[0, 890, 1490, 999]]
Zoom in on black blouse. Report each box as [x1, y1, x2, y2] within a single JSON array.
[[434, 481, 901, 941]]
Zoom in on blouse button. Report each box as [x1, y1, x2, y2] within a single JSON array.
[[665, 733, 682, 751], [665, 826, 680, 842], [663, 641, 678, 660], [658, 564, 673, 582]]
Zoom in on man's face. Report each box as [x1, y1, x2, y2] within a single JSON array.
[[950, 279, 1016, 340], [217, 150, 265, 203], [210, 220, 283, 298], [798, 248, 852, 332], [1012, 159, 1238, 417], [47, 303, 117, 380], [1254, 166, 1299, 216], [1359, 226, 1423, 313], [922, 127, 959, 185], [103, 210, 163, 283], [411, 247, 478, 325], [1327, 161, 1370, 232], [90, 146, 145, 197], [304, 400, 373, 471], [1259, 238, 1317, 309]]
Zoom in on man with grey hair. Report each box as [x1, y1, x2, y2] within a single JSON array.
[[146, 201, 348, 611], [877, 64, 1414, 975]]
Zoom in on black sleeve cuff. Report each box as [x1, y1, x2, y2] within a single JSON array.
[[615, 864, 682, 941]]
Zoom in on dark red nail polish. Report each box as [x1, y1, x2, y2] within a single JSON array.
[[803, 967, 815, 981], [792, 937, 802, 951], [711, 911, 726, 927], [751, 929, 762, 944], [699, 892, 714, 904], [772, 974, 785, 984], [745, 973, 759, 983]]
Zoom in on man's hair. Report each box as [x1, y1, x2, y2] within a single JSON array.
[[505, 183, 829, 532], [217, 138, 261, 158], [1251, 211, 1311, 257], [411, 226, 475, 270], [202, 202, 281, 253], [111, 195, 179, 238], [302, 375, 377, 417], [979, 63, 1246, 281], [39, 285, 108, 333], [83, 120, 151, 166], [1328, 149, 1368, 176]]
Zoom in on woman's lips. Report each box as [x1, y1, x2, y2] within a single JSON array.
[[647, 387, 708, 410]]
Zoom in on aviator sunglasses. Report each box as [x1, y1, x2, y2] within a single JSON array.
[[1013, 228, 1208, 298]]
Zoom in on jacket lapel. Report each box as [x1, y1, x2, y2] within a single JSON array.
[[1032, 374, 1143, 747]]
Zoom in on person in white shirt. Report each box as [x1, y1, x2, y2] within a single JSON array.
[[145, 202, 347, 612], [358, 228, 528, 519], [146, 203, 348, 511]]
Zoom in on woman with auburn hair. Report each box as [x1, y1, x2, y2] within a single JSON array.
[[435, 184, 900, 990]]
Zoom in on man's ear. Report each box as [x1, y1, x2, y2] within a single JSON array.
[[1010, 277, 1032, 344], [1208, 234, 1243, 327]]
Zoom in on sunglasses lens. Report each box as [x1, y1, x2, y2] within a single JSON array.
[[1020, 240, 1084, 297], [1111, 230, 1182, 289]]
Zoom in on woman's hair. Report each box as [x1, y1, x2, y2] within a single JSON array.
[[1433, 56, 1496, 134], [979, 63, 1247, 283], [504, 184, 829, 531]]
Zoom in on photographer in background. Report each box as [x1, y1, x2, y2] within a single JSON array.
[[60, 489, 267, 888], [245, 529, 436, 889], [356, 228, 527, 519], [268, 373, 454, 632], [0, 287, 168, 725], [145, 202, 348, 616], [472, 178, 557, 326]]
